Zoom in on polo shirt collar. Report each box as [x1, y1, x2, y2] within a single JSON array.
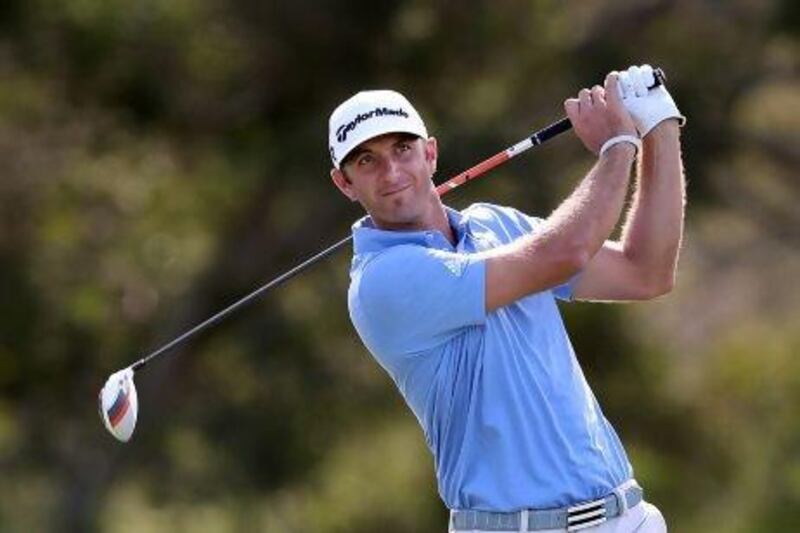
[[352, 206, 469, 254]]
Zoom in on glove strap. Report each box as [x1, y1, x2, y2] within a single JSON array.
[[599, 134, 642, 157]]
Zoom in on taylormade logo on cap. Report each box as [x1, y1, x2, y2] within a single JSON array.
[[336, 107, 410, 143], [328, 90, 428, 169]]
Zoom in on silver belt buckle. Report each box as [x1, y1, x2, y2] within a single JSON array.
[[566, 498, 607, 531]]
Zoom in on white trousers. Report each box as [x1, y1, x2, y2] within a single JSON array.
[[448, 494, 667, 533]]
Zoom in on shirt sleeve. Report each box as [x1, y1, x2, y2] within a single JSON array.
[[351, 244, 486, 358]]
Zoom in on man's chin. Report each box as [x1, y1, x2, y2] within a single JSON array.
[[370, 210, 423, 231]]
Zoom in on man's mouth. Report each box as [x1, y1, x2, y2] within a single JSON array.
[[380, 184, 412, 197]]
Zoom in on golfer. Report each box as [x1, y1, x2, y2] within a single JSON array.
[[328, 64, 684, 532]]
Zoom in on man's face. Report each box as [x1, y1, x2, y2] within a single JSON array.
[[331, 132, 438, 230]]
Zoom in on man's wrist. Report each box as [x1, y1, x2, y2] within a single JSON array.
[[598, 142, 637, 172], [599, 134, 641, 158], [603, 142, 637, 159], [646, 118, 680, 136], [643, 119, 681, 146]]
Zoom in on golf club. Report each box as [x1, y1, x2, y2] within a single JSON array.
[[99, 68, 666, 442]]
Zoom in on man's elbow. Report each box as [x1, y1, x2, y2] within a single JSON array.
[[537, 240, 593, 285], [550, 248, 592, 289], [639, 272, 676, 300], [566, 246, 593, 275]]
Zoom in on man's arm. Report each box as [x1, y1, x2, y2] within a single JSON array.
[[482, 73, 639, 312], [572, 123, 684, 301], [572, 66, 686, 302]]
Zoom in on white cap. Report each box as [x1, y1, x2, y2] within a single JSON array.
[[328, 90, 428, 169]]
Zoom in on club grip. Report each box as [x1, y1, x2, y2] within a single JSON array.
[[652, 67, 666, 88]]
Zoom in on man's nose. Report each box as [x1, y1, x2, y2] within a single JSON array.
[[381, 156, 403, 183]]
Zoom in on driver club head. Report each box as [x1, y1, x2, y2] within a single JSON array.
[[98, 368, 138, 442]]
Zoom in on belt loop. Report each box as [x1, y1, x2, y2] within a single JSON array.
[[613, 486, 629, 517], [519, 509, 529, 532]]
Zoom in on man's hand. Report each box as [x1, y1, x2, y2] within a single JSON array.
[[618, 64, 685, 137], [564, 73, 638, 155]]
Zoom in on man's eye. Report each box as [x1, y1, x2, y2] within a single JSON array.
[[398, 143, 411, 152], [357, 154, 374, 166]]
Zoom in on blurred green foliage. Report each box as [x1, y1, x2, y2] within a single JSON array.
[[0, 1, 798, 531]]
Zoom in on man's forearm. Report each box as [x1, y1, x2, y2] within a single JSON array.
[[482, 145, 636, 311], [542, 144, 637, 266], [482, 72, 640, 311], [619, 121, 685, 288]]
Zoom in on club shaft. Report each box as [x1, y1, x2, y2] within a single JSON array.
[[131, 122, 563, 372], [131, 235, 353, 371], [131, 67, 666, 373], [132, 119, 574, 372]]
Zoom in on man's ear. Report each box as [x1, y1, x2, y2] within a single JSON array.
[[330, 168, 358, 202], [424, 136, 438, 176]]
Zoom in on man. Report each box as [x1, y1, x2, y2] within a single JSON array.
[[328, 65, 684, 532]]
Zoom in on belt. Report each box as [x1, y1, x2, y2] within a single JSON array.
[[450, 484, 643, 532]]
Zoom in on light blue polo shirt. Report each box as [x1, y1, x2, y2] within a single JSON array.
[[348, 203, 632, 512]]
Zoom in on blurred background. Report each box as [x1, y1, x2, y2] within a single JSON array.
[[1, 0, 798, 531]]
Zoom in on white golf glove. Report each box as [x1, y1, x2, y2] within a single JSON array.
[[617, 64, 685, 137]]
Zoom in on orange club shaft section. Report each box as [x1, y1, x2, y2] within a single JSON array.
[[435, 150, 512, 196]]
